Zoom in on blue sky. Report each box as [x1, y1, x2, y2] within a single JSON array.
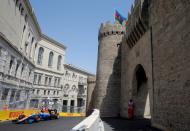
[[30, 0, 134, 74]]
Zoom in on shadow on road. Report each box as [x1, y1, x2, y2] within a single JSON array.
[[102, 117, 162, 131], [0, 117, 84, 131]]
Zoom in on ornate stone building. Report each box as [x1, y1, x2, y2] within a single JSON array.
[[93, 0, 190, 130], [0, 0, 94, 113], [30, 35, 66, 110], [62, 64, 95, 113], [0, 0, 40, 109]]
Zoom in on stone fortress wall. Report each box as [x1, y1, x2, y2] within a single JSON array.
[[149, 1, 190, 130], [93, 0, 190, 130], [120, 0, 152, 120], [94, 22, 125, 117]]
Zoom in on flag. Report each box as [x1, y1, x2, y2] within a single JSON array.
[[115, 10, 126, 24]]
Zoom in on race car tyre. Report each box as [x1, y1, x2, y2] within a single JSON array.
[[56, 115, 59, 119]]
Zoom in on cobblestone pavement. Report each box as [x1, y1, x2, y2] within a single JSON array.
[[103, 118, 162, 131], [0, 117, 84, 131]]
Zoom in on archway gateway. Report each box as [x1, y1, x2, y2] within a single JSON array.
[[132, 64, 151, 118]]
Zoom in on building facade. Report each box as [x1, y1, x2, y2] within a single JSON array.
[[30, 35, 66, 111], [62, 64, 94, 113], [0, 0, 94, 114], [0, 0, 40, 109], [93, 0, 190, 131]]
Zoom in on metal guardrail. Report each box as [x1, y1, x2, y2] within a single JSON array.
[[0, 100, 86, 115], [0, 100, 28, 110], [62, 105, 85, 113]]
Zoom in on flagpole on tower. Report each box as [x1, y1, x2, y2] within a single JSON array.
[[113, 8, 116, 22]]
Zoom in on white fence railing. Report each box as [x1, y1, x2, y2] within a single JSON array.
[[71, 109, 104, 131], [0, 100, 27, 110], [62, 105, 85, 113]]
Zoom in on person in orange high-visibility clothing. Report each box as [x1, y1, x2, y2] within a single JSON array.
[[128, 99, 134, 119]]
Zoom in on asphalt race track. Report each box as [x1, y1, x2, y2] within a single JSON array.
[[0, 117, 163, 131], [0, 117, 84, 131]]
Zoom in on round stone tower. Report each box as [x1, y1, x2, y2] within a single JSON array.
[[94, 22, 125, 117]]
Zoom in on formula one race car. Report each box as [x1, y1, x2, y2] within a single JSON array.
[[12, 113, 40, 124], [47, 109, 59, 120], [12, 109, 59, 124]]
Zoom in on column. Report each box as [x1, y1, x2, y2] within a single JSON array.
[[25, 89, 32, 109], [58, 99, 62, 112], [83, 99, 86, 113], [74, 99, 78, 113], [33, 43, 37, 63], [29, 70, 34, 83], [38, 98, 43, 109], [41, 74, 45, 85], [0, 49, 6, 73], [67, 99, 71, 113], [4, 54, 11, 75], [6, 88, 12, 107], [29, 40, 34, 59]]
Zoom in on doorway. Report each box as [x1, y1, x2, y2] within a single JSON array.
[[132, 64, 151, 118], [62, 100, 67, 112], [70, 100, 75, 113]]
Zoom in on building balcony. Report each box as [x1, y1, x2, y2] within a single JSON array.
[[78, 81, 87, 85], [77, 93, 86, 98], [30, 94, 42, 99], [63, 94, 69, 97], [33, 84, 62, 89]]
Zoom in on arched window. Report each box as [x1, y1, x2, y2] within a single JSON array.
[[25, 14, 28, 22], [23, 25, 26, 33], [64, 84, 69, 90], [15, 60, 21, 76], [48, 52, 54, 67], [9, 59, 14, 71], [21, 64, 25, 76], [25, 42, 29, 55], [37, 47, 44, 65], [31, 37, 34, 44], [57, 55, 62, 70], [72, 85, 76, 91]]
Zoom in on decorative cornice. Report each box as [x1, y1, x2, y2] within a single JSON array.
[[34, 66, 64, 75], [64, 64, 95, 76], [24, 0, 42, 35], [98, 31, 124, 40], [41, 34, 67, 50]]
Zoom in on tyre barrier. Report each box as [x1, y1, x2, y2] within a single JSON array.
[[71, 109, 104, 131], [0, 110, 85, 122], [0, 109, 39, 121]]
